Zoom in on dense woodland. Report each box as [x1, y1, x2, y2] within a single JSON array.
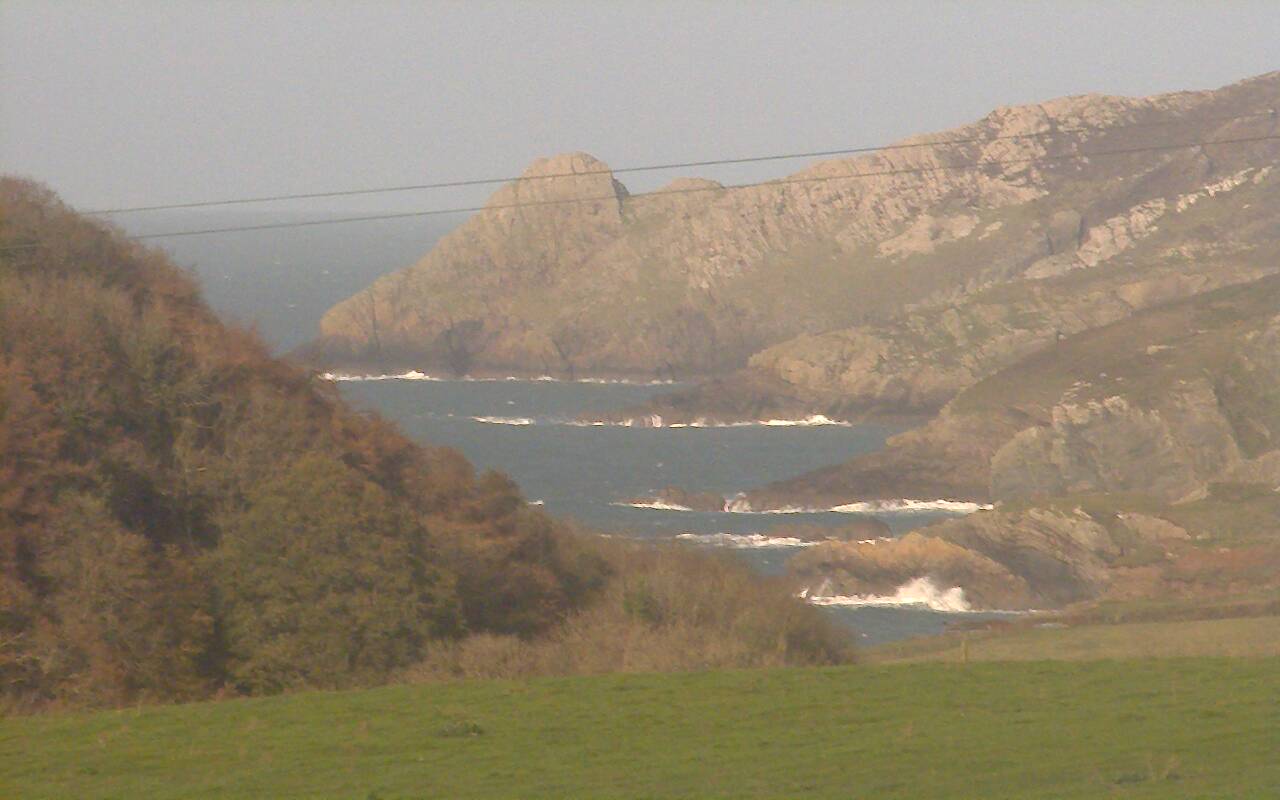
[[0, 178, 848, 709]]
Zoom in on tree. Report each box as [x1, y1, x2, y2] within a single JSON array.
[[210, 454, 460, 693], [30, 494, 213, 706]]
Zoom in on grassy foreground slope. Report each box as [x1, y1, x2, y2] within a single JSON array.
[[6, 659, 1279, 799], [871, 615, 1280, 664]]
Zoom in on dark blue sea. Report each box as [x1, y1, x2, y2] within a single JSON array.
[[136, 211, 1013, 647]]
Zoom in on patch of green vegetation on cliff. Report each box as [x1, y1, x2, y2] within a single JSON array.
[[7, 659, 1280, 799], [997, 482, 1280, 548], [949, 269, 1280, 419]]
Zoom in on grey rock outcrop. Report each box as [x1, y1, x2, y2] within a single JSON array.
[[308, 72, 1280, 383]]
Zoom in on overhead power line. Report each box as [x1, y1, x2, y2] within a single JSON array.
[[83, 110, 1277, 215], [107, 132, 1280, 241], [2, 131, 1275, 255]]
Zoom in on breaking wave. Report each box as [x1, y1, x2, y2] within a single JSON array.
[[723, 496, 993, 515], [675, 532, 889, 549], [800, 577, 972, 613], [571, 414, 851, 428], [452, 414, 860, 429], [615, 494, 990, 515], [828, 499, 994, 514], [321, 370, 444, 382], [612, 499, 695, 511], [675, 532, 819, 549], [320, 371, 676, 386]]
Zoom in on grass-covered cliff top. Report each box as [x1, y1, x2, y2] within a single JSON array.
[[5, 654, 1278, 799]]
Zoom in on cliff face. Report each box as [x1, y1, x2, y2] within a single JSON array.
[[310, 72, 1280, 379], [766, 273, 1280, 609], [790, 506, 1205, 610], [746, 166, 1279, 413], [748, 272, 1280, 510]]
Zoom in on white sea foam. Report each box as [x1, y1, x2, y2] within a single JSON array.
[[569, 414, 852, 428], [319, 372, 677, 386], [800, 577, 973, 613], [674, 532, 820, 549], [721, 495, 992, 515], [618, 494, 989, 516], [321, 370, 443, 382], [828, 499, 995, 514], [759, 415, 852, 427], [611, 500, 695, 511], [470, 416, 536, 425]]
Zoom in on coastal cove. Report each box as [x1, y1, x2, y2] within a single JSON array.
[[336, 375, 1017, 644]]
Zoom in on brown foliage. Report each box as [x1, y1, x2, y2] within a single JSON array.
[[0, 177, 850, 709], [0, 178, 604, 707], [407, 539, 853, 682]]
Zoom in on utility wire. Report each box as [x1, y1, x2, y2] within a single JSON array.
[[109, 132, 1280, 241], [3, 131, 1276, 253], [83, 110, 1277, 215]]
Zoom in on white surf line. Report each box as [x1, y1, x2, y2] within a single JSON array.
[[461, 414, 859, 428], [321, 370, 445, 382], [569, 414, 853, 428], [725, 495, 992, 514], [320, 371, 677, 386], [799, 577, 973, 613], [675, 532, 820, 549], [617, 495, 992, 515], [674, 532, 892, 549], [611, 500, 696, 512], [470, 416, 537, 425], [827, 499, 995, 514]]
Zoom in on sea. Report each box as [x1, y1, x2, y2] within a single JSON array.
[[129, 210, 1015, 646]]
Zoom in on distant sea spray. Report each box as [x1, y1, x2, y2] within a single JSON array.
[[469, 413, 856, 428], [320, 370, 677, 386], [674, 532, 889, 549], [614, 496, 993, 515], [800, 577, 973, 613]]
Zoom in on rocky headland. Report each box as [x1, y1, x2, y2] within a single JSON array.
[[303, 71, 1280, 612], [305, 72, 1280, 398]]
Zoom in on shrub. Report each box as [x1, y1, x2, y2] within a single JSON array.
[[406, 540, 854, 682], [210, 454, 461, 693]]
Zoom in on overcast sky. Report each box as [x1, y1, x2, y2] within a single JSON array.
[[3, 1, 1279, 216]]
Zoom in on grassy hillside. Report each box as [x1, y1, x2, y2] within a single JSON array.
[[5, 659, 1278, 799], [871, 613, 1280, 663]]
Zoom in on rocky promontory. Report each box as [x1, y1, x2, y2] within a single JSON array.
[[304, 72, 1280, 392], [789, 506, 1200, 610], [742, 271, 1280, 512]]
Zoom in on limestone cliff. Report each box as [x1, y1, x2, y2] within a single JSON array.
[[746, 272, 1280, 510], [308, 72, 1280, 379]]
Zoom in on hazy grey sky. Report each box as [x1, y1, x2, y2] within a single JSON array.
[[4, 1, 1279, 215]]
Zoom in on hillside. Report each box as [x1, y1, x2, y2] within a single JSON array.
[[5, 659, 1278, 799], [0, 179, 846, 709], [753, 271, 1280, 610], [308, 71, 1280, 394], [633, 153, 1280, 423], [749, 270, 1280, 510]]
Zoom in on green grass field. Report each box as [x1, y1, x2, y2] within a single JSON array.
[[869, 615, 1280, 664], [5, 657, 1278, 799]]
